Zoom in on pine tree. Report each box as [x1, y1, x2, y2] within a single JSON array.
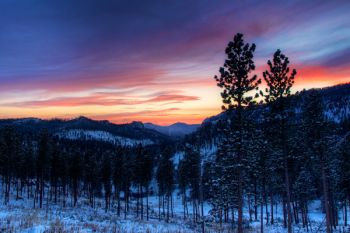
[[0, 127, 20, 204], [302, 90, 332, 233], [337, 134, 350, 226], [178, 155, 190, 219], [214, 33, 261, 233], [141, 148, 153, 221], [58, 148, 69, 207], [70, 149, 81, 207], [113, 146, 124, 216], [133, 144, 153, 220], [262, 49, 296, 233], [122, 149, 133, 218], [102, 153, 112, 212], [37, 130, 51, 209], [179, 146, 202, 221], [50, 144, 60, 203], [156, 147, 174, 222], [83, 149, 99, 208]]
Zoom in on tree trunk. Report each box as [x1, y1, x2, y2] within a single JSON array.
[[158, 195, 161, 220], [255, 181, 258, 221], [54, 184, 57, 203], [167, 195, 170, 223], [183, 191, 186, 220], [292, 200, 299, 224], [136, 185, 139, 217], [40, 177, 44, 208], [146, 187, 149, 221], [270, 192, 274, 224], [264, 183, 269, 225], [321, 160, 331, 233], [171, 194, 174, 218], [283, 198, 287, 228], [260, 200, 264, 233], [344, 200, 347, 226], [163, 195, 165, 219], [284, 156, 293, 233], [248, 194, 252, 222], [237, 104, 244, 233], [141, 185, 143, 220], [117, 190, 120, 217], [124, 190, 128, 220]]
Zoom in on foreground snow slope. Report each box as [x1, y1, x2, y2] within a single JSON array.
[[0, 193, 349, 233]]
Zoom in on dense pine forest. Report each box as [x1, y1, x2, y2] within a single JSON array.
[[0, 34, 349, 233]]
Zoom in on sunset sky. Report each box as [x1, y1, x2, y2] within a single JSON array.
[[0, 0, 350, 125]]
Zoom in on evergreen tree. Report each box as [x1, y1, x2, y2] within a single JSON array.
[[214, 33, 261, 233], [37, 130, 51, 208], [83, 149, 99, 208], [0, 127, 20, 204], [178, 156, 189, 219], [122, 149, 133, 218], [50, 144, 60, 203], [102, 153, 112, 212], [113, 146, 124, 216], [156, 147, 174, 222], [337, 134, 350, 226], [70, 149, 82, 207], [141, 149, 153, 221], [302, 90, 332, 233], [262, 49, 296, 233], [179, 146, 202, 221]]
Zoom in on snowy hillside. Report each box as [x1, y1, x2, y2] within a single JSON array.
[[206, 83, 350, 125], [56, 129, 154, 146], [0, 116, 172, 145], [324, 96, 350, 123]]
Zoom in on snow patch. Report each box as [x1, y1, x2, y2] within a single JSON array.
[[56, 129, 154, 146]]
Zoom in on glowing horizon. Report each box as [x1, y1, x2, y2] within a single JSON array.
[[0, 1, 350, 125]]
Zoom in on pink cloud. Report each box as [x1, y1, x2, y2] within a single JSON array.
[[2, 91, 199, 108]]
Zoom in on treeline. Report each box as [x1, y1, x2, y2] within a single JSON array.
[[0, 125, 213, 225], [0, 130, 173, 221], [206, 33, 350, 233]]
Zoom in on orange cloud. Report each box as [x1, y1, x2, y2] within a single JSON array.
[[1, 91, 200, 108]]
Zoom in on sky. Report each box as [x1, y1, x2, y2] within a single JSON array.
[[0, 0, 350, 125]]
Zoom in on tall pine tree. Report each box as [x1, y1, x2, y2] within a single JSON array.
[[214, 33, 261, 233], [262, 49, 296, 233]]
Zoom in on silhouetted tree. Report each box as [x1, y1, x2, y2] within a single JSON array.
[[262, 49, 296, 233], [113, 146, 124, 216], [214, 33, 261, 233], [156, 147, 174, 222], [102, 153, 112, 212], [37, 130, 51, 208]]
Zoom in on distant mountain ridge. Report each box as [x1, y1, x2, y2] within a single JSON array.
[[144, 122, 200, 137], [0, 116, 200, 145], [0, 116, 172, 145]]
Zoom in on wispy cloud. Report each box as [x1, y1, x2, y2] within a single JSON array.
[[1, 91, 199, 108]]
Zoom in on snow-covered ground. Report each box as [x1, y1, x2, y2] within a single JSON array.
[[55, 129, 154, 146], [0, 192, 349, 232], [0, 197, 194, 233]]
